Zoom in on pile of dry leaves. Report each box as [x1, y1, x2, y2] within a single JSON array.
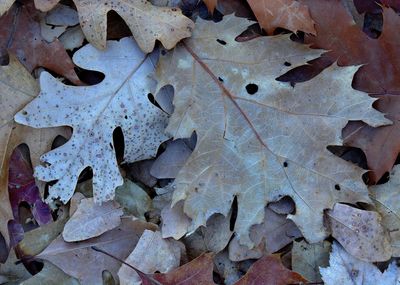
[[1, 0, 400, 284]]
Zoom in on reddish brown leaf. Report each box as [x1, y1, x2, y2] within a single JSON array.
[[153, 253, 215, 285], [234, 255, 308, 285], [302, 0, 400, 183], [248, 0, 316, 34], [0, 2, 81, 85], [203, 0, 218, 12]]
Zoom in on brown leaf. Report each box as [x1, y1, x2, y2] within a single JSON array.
[[234, 254, 308, 285], [343, 95, 400, 183], [153, 252, 215, 285], [203, 0, 218, 12], [0, 2, 81, 85], [302, 0, 400, 182], [37, 218, 158, 284], [248, 0, 316, 34], [327, 203, 392, 262], [33, 0, 194, 52]]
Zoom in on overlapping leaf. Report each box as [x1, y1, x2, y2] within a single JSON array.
[[15, 37, 169, 203], [1, 0, 195, 52], [156, 15, 389, 246]]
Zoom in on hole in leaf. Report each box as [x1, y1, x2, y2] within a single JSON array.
[[335, 184, 341, 191], [113, 127, 124, 164], [284, 61, 291, 66], [230, 196, 238, 231], [147, 93, 163, 111], [218, 77, 224, 82], [283, 161, 288, 167], [216, 39, 227, 45], [245, 83, 258, 95]]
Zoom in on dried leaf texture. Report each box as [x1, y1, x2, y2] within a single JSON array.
[[302, 0, 400, 183], [203, 0, 218, 12], [0, 0, 14, 16], [33, 0, 194, 52], [248, 0, 316, 34], [156, 15, 389, 246], [0, 56, 68, 246], [235, 255, 307, 285], [327, 203, 391, 262], [0, 2, 81, 85], [15, 37, 169, 204], [320, 242, 400, 285], [370, 165, 400, 256]]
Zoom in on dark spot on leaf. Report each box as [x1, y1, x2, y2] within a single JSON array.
[[335, 184, 341, 191], [284, 61, 292, 66], [283, 162, 288, 167]]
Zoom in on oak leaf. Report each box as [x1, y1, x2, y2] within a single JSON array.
[[247, 0, 316, 35], [15, 37, 169, 204], [320, 242, 400, 285], [370, 165, 400, 256], [155, 15, 389, 246], [0, 56, 68, 246], [302, 0, 400, 183], [32, 0, 195, 52], [0, 2, 81, 85], [327, 203, 391, 262]]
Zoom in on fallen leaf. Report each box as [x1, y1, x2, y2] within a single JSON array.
[[59, 26, 85, 51], [0, 2, 81, 85], [0, 55, 68, 246], [150, 139, 193, 179], [126, 159, 158, 188], [115, 179, 152, 219], [214, 251, 242, 285], [203, 0, 218, 12], [302, 0, 400, 183], [248, 0, 316, 34], [161, 201, 191, 240], [8, 145, 52, 226], [62, 198, 123, 242], [15, 37, 170, 204], [37, 218, 158, 285], [235, 254, 308, 285], [118, 230, 183, 284], [20, 261, 80, 285], [292, 240, 331, 282], [17, 207, 68, 257], [156, 14, 388, 246], [153, 252, 215, 285], [320, 242, 399, 285], [229, 207, 301, 261], [0, 250, 31, 284], [0, 0, 14, 16], [370, 165, 400, 256], [327, 203, 391, 262], [33, 0, 195, 52]]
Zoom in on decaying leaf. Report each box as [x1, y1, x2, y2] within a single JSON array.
[[0, 56, 68, 246], [15, 37, 169, 204], [320, 242, 400, 285], [0, 2, 81, 85], [161, 201, 191, 240], [152, 252, 215, 285], [33, 0, 195, 52], [229, 207, 301, 261], [327, 203, 391, 262], [118, 230, 183, 284], [370, 165, 400, 257], [62, 198, 123, 242], [115, 179, 152, 219], [37, 218, 158, 284], [235, 254, 308, 285], [247, 0, 316, 34], [302, 0, 400, 183], [20, 261, 80, 285], [203, 0, 218, 12], [292, 240, 331, 282], [156, 15, 389, 247]]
